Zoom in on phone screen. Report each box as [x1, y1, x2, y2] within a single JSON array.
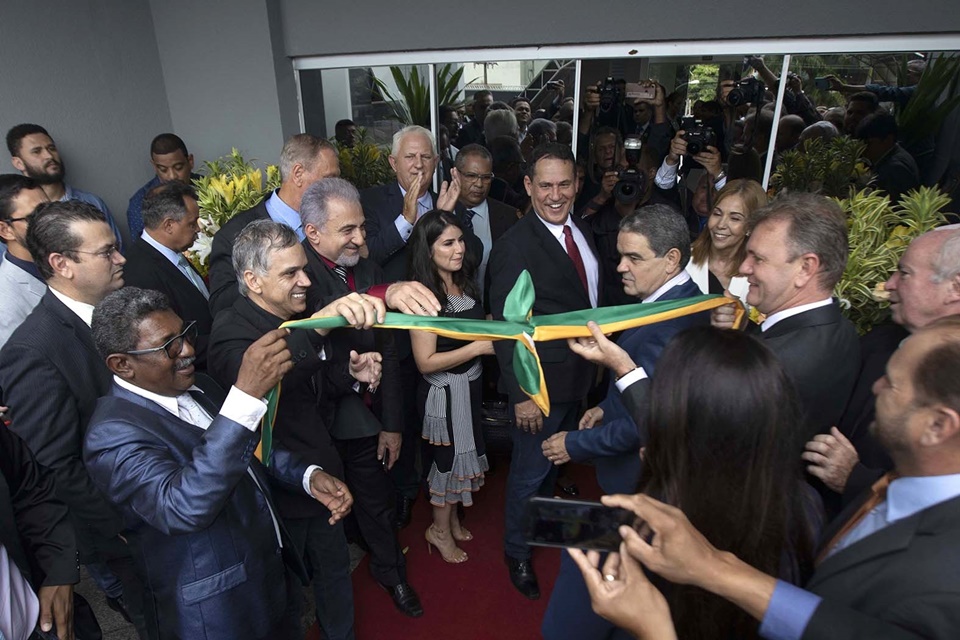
[[523, 497, 638, 552], [815, 77, 830, 91]]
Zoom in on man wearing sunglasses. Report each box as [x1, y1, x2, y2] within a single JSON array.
[[0, 200, 155, 638], [0, 174, 48, 349]]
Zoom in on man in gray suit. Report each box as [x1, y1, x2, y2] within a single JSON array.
[[0, 174, 48, 349], [570, 316, 960, 640]]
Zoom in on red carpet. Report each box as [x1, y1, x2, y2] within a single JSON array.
[[308, 459, 601, 640]]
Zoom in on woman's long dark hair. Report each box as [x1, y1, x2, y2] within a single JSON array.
[[640, 326, 817, 640], [406, 209, 479, 308]]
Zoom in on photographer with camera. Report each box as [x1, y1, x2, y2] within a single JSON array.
[[745, 56, 822, 126], [580, 80, 673, 159], [655, 127, 726, 238]]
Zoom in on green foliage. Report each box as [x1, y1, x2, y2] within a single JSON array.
[[835, 187, 951, 334], [375, 64, 467, 127], [687, 64, 719, 104], [769, 136, 872, 199], [898, 54, 960, 146], [334, 128, 393, 189]]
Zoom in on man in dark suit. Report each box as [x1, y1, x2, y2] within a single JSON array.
[[713, 193, 860, 449], [804, 226, 960, 503], [207, 134, 341, 316], [542, 205, 709, 495], [299, 177, 424, 617], [208, 220, 393, 637], [488, 142, 601, 599], [0, 200, 151, 637], [84, 287, 356, 640], [121, 182, 212, 369], [579, 317, 960, 640], [1, 413, 79, 640]]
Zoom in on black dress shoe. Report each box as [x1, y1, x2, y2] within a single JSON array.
[[505, 554, 540, 600], [556, 477, 580, 497], [377, 581, 424, 617], [105, 595, 133, 623], [394, 495, 414, 529]]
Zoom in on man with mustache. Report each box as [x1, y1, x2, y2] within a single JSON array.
[[6, 124, 124, 252], [0, 200, 153, 637]]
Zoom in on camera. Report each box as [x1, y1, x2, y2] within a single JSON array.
[[680, 117, 717, 156], [598, 76, 622, 113], [726, 77, 765, 107], [613, 137, 646, 205]]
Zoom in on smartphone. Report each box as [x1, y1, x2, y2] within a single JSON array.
[[524, 497, 639, 552], [625, 82, 656, 101], [814, 77, 830, 91]]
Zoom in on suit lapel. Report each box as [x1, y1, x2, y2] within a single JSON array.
[[139, 240, 208, 306], [761, 302, 839, 340], [527, 213, 592, 306], [43, 292, 103, 366]]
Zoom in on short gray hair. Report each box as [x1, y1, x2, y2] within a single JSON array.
[[92, 287, 172, 358], [749, 193, 849, 291], [300, 177, 360, 231], [391, 125, 436, 157], [279, 134, 336, 182], [232, 219, 300, 297], [619, 204, 691, 270], [932, 228, 960, 283], [484, 109, 518, 141]]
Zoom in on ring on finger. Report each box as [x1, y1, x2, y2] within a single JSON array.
[[603, 574, 616, 582]]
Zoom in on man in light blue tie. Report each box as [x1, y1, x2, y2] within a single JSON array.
[[121, 182, 214, 370]]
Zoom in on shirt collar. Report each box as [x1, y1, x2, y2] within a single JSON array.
[[49, 286, 95, 327], [643, 271, 692, 303], [265, 190, 303, 235], [3, 251, 43, 281], [761, 298, 833, 332], [535, 211, 575, 240], [60, 184, 75, 201], [114, 375, 203, 420], [885, 473, 960, 523], [141, 230, 184, 268], [463, 199, 489, 218]]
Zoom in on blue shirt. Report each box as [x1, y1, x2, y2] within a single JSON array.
[[263, 190, 304, 241], [62, 184, 124, 253], [759, 472, 960, 640]]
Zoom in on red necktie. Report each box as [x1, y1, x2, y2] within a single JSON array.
[[562, 225, 589, 295], [816, 472, 896, 565]]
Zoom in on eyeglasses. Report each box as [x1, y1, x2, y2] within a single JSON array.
[[125, 321, 198, 359], [71, 244, 121, 261], [460, 171, 495, 183], [5, 213, 33, 224]]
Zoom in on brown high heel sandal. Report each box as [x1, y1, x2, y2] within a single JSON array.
[[425, 525, 468, 563], [450, 520, 473, 542]]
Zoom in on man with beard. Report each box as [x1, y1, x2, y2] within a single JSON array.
[[0, 174, 48, 348], [6, 124, 124, 250]]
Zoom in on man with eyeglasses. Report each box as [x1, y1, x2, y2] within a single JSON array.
[[0, 174, 48, 349], [83, 287, 358, 640], [0, 200, 155, 638], [453, 144, 519, 302]]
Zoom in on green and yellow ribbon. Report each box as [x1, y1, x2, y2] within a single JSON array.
[[256, 271, 736, 464]]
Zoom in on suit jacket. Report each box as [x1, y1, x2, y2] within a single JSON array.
[[301, 240, 402, 438], [361, 182, 484, 283], [208, 296, 350, 519], [122, 237, 213, 369], [83, 380, 309, 640], [564, 278, 709, 494], [488, 211, 601, 406], [801, 491, 960, 640], [0, 256, 45, 350], [487, 197, 519, 244], [0, 291, 124, 561], [753, 302, 860, 445], [207, 201, 269, 317], [0, 424, 78, 589]]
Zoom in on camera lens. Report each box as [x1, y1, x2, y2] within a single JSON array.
[[727, 89, 744, 107]]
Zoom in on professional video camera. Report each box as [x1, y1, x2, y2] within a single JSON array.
[[726, 77, 765, 107], [598, 77, 622, 113], [612, 137, 646, 205], [680, 117, 717, 156]]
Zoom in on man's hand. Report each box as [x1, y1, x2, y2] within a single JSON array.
[[38, 584, 74, 640], [314, 292, 385, 333], [802, 427, 859, 493], [580, 406, 604, 430], [786, 73, 803, 94], [542, 431, 570, 465], [514, 399, 544, 433], [666, 130, 687, 165], [236, 328, 293, 398], [568, 544, 678, 640], [824, 75, 846, 93], [692, 146, 722, 180], [384, 281, 441, 316], [567, 321, 636, 378], [710, 291, 741, 330], [349, 350, 382, 388], [401, 172, 423, 223], [378, 431, 402, 470], [597, 171, 619, 200], [436, 171, 461, 212], [584, 87, 601, 111], [309, 469, 354, 524]]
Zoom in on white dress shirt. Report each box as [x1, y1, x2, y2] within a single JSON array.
[[49, 287, 95, 327], [535, 213, 599, 308], [761, 298, 833, 332], [0, 543, 38, 640], [141, 231, 209, 297], [465, 199, 493, 288]]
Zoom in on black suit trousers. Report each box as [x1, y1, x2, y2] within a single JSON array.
[[388, 355, 423, 499], [333, 434, 405, 586]]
